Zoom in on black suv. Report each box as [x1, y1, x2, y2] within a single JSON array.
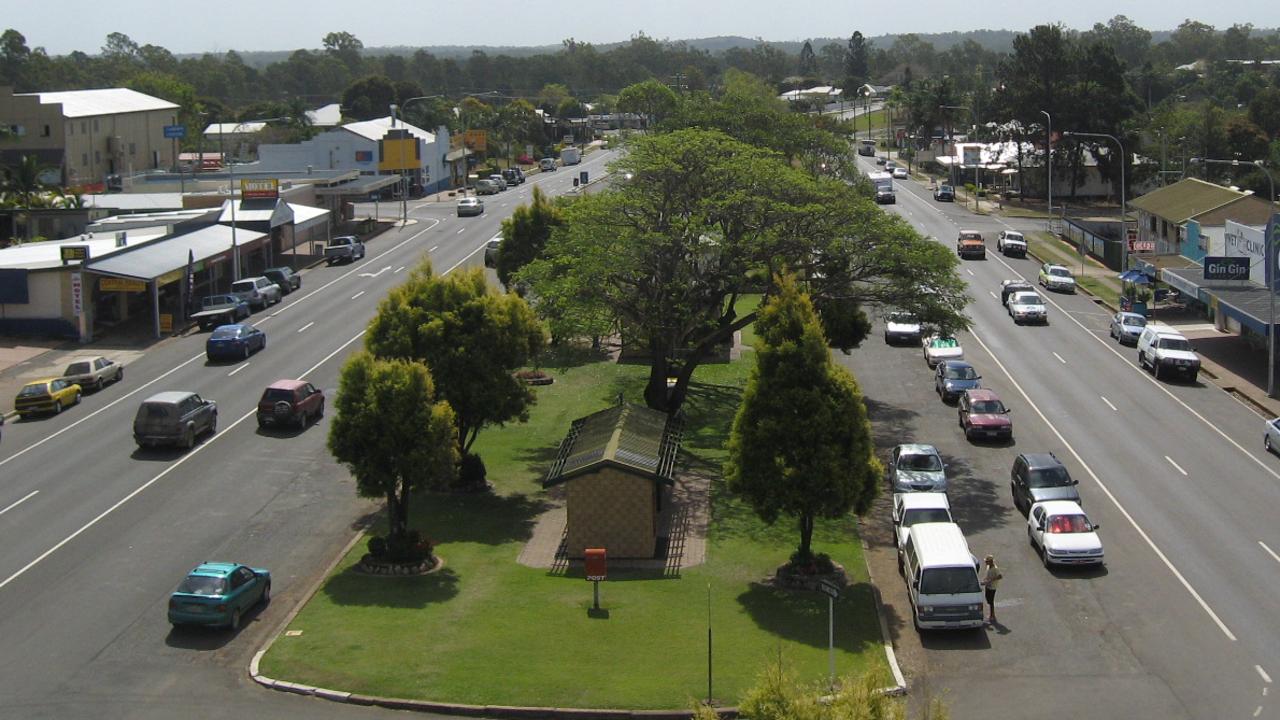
[[263, 267, 301, 295], [1010, 453, 1081, 513], [502, 168, 525, 185]]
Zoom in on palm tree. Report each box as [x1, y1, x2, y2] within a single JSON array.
[[1, 154, 56, 242]]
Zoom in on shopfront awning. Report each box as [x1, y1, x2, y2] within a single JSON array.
[[1159, 267, 1205, 300], [1162, 267, 1276, 335], [85, 224, 266, 283]]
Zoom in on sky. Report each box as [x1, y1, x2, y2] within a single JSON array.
[[8, 0, 1279, 56]]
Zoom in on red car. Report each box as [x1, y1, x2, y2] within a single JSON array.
[[256, 379, 324, 429], [958, 388, 1012, 441]]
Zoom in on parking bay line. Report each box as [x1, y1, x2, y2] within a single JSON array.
[[1259, 665, 1274, 684], [0, 491, 38, 516], [966, 326, 1238, 641], [1166, 455, 1188, 476], [1053, 351, 1067, 364], [1100, 396, 1117, 412], [1260, 541, 1280, 565]]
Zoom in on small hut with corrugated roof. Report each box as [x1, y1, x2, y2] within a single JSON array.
[[543, 402, 683, 559]]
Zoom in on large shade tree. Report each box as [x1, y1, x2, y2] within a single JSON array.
[[518, 128, 966, 413], [328, 353, 457, 542], [365, 261, 546, 455], [724, 273, 880, 561]]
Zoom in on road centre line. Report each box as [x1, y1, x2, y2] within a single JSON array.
[[456, 228, 465, 234], [966, 268, 975, 276], [395, 266, 406, 273], [1100, 396, 1117, 412], [297, 322, 314, 333], [0, 491, 38, 516], [988, 291, 998, 299], [351, 291, 365, 300], [0, 225, 491, 595], [227, 362, 250, 377], [1260, 665, 1274, 684], [1052, 351, 1066, 364], [984, 249, 1280, 484], [1165, 455, 1188, 475], [965, 326, 1238, 641], [430, 245, 439, 252], [1260, 541, 1280, 565]]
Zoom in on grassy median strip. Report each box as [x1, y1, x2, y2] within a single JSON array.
[[261, 338, 887, 708]]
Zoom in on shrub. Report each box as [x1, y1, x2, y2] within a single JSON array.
[[458, 452, 487, 488], [367, 536, 388, 557]]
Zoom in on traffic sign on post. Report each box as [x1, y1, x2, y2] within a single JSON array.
[[163, 125, 186, 139]]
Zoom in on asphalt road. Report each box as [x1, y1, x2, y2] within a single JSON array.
[[0, 149, 618, 719], [847, 158, 1280, 719]]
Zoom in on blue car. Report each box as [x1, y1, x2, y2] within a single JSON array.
[[934, 360, 981, 403], [205, 323, 266, 361], [168, 562, 271, 629]]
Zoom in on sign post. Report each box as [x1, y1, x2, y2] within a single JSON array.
[[164, 125, 186, 194], [817, 579, 841, 686], [584, 548, 607, 611]]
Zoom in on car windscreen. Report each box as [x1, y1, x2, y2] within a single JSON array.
[[1158, 338, 1193, 351], [18, 384, 48, 397], [1015, 294, 1042, 305], [970, 400, 1005, 414], [919, 567, 980, 595], [1027, 466, 1073, 487], [137, 403, 175, 421], [903, 509, 951, 527], [230, 281, 254, 293], [1004, 233, 1023, 241], [1049, 268, 1071, 277], [1047, 514, 1092, 533], [944, 366, 978, 380], [65, 362, 91, 375], [202, 296, 230, 307], [900, 453, 943, 471], [210, 326, 241, 339], [1123, 315, 1147, 327], [888, 313, 917, 324], [929, 337, 958, 349], [175, 575, 227, 596]]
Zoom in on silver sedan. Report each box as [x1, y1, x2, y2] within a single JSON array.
[[1109, 311, 1147, 345], [1266, 418, 1280, 454]]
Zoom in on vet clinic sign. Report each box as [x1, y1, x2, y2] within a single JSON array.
[[1223, 220, 1264, 286]]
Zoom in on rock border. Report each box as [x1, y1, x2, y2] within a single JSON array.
[[353, 554, 445, 577]]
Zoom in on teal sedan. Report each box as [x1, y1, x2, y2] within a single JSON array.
[[168, 562, 271, 629]]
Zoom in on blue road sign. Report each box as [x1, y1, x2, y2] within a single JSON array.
[[163, 124, 186, 139]]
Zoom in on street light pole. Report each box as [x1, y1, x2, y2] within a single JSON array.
[[1190, 156, 1278, 398], [1040, 110, 1052, 220]]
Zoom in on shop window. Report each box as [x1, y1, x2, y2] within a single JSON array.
[[94, 150, 101, 163]]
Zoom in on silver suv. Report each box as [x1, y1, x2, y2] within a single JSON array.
[[230, 276, 281, 311], [133, 391, 218, 450]]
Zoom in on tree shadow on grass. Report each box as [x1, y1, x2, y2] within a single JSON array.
[[408, 491, 551, 546], [536, 342, 614, 371], [736, 581, 884, 653], [321, 564, 461, 609]]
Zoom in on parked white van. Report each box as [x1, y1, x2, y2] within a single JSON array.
[[900, 522, 985, 631], [1136, 323, 1200, 382]]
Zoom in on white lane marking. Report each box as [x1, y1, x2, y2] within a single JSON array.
[[0, 326, 371, 594], [988, 291, 998, 299], [1255, 706, 1263, 717], [966, 268, 975, 276], [357, 266, 391, 278], [1165, 455, 1188, 476], [1260, 541, 1280, 565], [0, 353, 205, 469], [297, 322, 314, 333], [966, 327, 1238, 641], [395, 266, 406, 273], [1100, 396, 1117, 412], [429, 245, 439, 252], [985, 249, 1280, 483], [456, 228, 465, 234], [0, 491, 38, 516], [227, 362, 250, 377], [1053, 351, 1066, 364], [351, 291, 365, 300], [501, 203, 508, 207]]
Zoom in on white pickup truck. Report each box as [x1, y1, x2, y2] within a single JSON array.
[[324, 236, 366, 265]]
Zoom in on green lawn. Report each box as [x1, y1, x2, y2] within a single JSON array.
[[1025, 232, 1121, 308], [261, 346, 888, 708]]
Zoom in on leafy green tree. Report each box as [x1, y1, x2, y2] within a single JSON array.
[[0, 29, 32, 89], [518, 128, 966, 413], [365, 262, 546, 455], [323, 31, 364, 72], [798, 40, 818, 78], [497, 185, 563, 288], [616, 78, 679, 128], [728, 655, 949, 720], [328, 353, 458, 542], [724, 274, 880, 561], [844, 31, 869, 90], [342, 75, 397, 121]]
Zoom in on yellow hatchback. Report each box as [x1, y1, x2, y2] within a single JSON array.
[[15, 378, 82, 418]]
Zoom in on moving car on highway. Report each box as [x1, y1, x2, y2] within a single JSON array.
[[1038, 263, 1077, 293], [1027, 501, 1104, 567], [933, 184, 954, 202], [892, 166, 909, 179], [996, 230, 1027, 257], [205, 323, 266, 362], [15, 378, 82, 418], [1008, 291, 1048, 324], [957, 230, 986, 259], [168, 562, 271, 630], [62, 356, 123, 392], [133, 391, 217, 450], [457, 196, 484, 217], [256, 379, 324, 429]]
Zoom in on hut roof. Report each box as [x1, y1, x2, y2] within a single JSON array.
[[543, 403, 682, 488]]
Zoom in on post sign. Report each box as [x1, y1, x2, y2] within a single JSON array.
[[816, 579, 841, 599], [163, 124, 186, 139], [60, 245, 89, 263], [584, 548, 607, 581], [1204, 256, 1251, 282], [463, 129, 488, 152], [70, 272, 83, 316], [240, 178, 279, 200], [962, 145, 981, 168], [100, 277, 146, 293]]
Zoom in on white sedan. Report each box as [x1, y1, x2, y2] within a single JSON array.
[[1027, 500, 1104, 567], [922, 334, 964, 368], [1266, 418, 1280, 454], [892, 166, 909, 179]]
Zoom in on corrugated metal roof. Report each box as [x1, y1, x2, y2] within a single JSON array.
[[342, 116, 435, 143], [21, 88, 178, 118], [306, 103, 342, 127], [1128, 178, 1249, 223], [544, 403, 682, 487], [203, 122, 267, 136], [0, 230, 166, 271], [85, 224, 266, 281]]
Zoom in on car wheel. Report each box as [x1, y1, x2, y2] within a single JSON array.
[[229, 608, 242, 631], [897, 552, 904, 575], [94, 378, 104, 392], [1153, 363, 1163, 381], [53, 400, 62, 415], [1266, 435, 1273, 453], [1189, 372, 1198, 384], [1042, 545, 1052, 568], [184, 427, 195, 450], [1028, 526, 1037, 548], [260, 582, 271, 606], [260, 337, 266, 351], [242, 345, 250, 360]]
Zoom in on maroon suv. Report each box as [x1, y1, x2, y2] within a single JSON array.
[[958, 388, 1013, 441], [256, 379, 324, 429]]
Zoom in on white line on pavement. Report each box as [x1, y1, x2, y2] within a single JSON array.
[[351, 291, 365, 300], [429, 245, 439, 252], [0, 491, 38, 516], [227, 362, 250, 377], [966, 268, 975, 276], [395, 266, 406, 273], [1259, 665, 1273, 684], [456, 228, 465, 234], [988, 291, 998, 299], [1165, 455, 1188, 475], [1053, 351, 1066, 364], [966, 327, 1238, 642], [1260, 541, 1280, 565], [297, 322, 314, 333], [1100, 396, 1117, 412]]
